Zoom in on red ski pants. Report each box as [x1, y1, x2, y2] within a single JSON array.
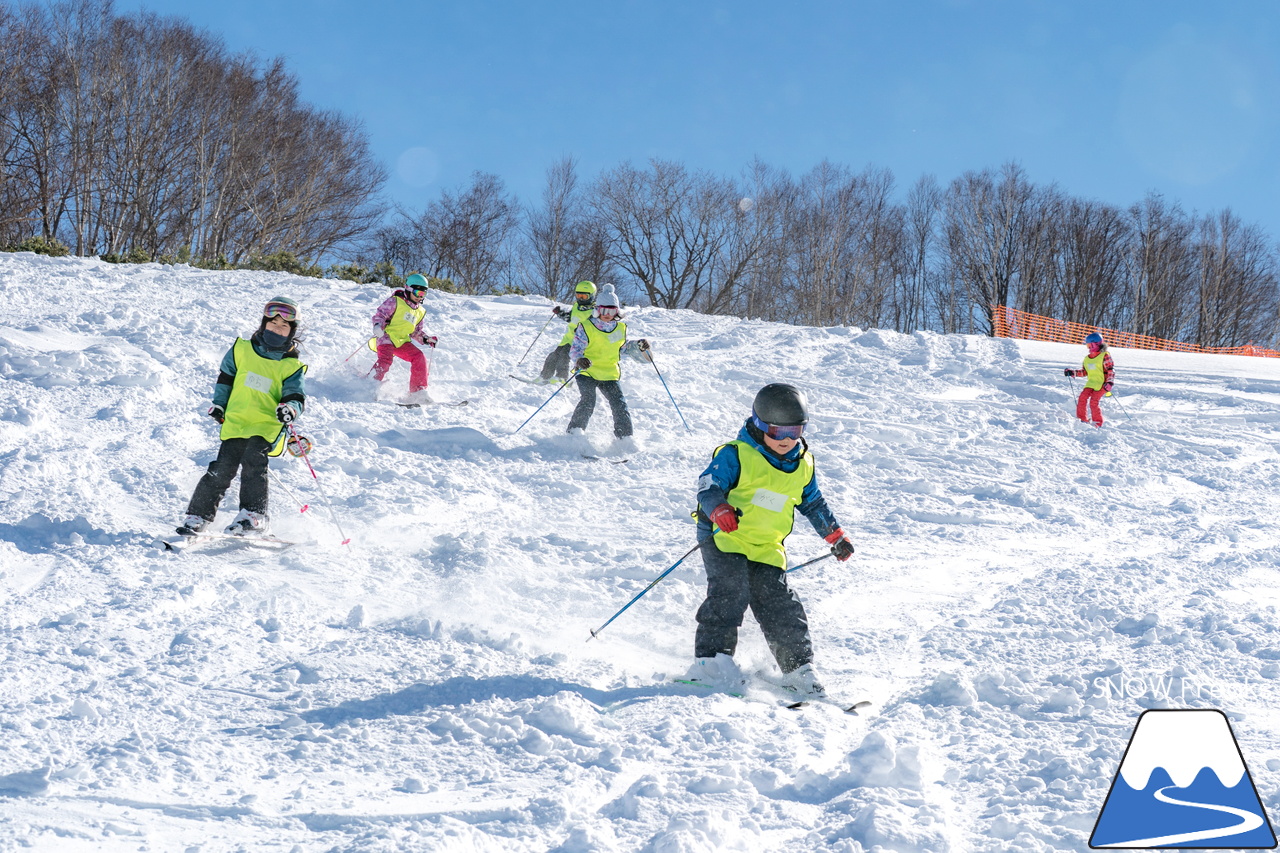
[[1077, 387, 1105, 426], [374, 341, 430, 392]]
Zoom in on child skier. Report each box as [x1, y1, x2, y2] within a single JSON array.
[[371, 273, 438, 404], [566, 284, 650, 442], [687, 383, 854, 697], [176, 297, 307, 537], [539, 280, 597, 382], [1064, 332, 1115, 427]]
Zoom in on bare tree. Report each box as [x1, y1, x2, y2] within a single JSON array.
[[943, 161, 1035, 334], [0, 0, 385, 262], [729, 159, 796, 321], [894, 174, 941, 333], [1126, 194, 1196, 342], [522, 155, 615, 299], [1195, 209, 1279, 348], [405, 171, 519, 293], [1056, 198, 1130, 328], [592, 159, 738, 309]]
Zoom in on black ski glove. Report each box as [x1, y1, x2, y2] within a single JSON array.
[[575, 357, 591, 371], [276, 403, 295, 424], [208, 405, 225, 424], [1063, 368, 1074, 377]]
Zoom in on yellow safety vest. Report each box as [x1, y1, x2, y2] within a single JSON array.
[[581, 319, 627, 381], [385, 296, 426, 347], [221, 338, 307, 445], [713, 440, 815, 569], [1082, 352, 1108, 390], [559, 303, 595, 346]]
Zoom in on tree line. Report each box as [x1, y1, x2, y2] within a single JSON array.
[[0, 0, 385, 264], [374, 157, 1280, 350], [2, 2, 1275, 349]]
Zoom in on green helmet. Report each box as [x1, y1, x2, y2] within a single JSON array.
[[405, 273, 429, 291], [574, 281, 597, 296]]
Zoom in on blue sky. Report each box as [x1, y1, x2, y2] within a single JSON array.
[[129, 0, 1280, 239]]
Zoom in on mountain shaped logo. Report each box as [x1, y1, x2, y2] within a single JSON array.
[[1091, 709, 1276, 848]]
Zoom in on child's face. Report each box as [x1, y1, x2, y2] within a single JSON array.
[[1087, 342, 1101, 355], [762, 433, 799, 455], [266, 315, 292, 336]]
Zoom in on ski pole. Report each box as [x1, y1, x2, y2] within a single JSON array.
[[513, 370, 578, 434], [343, 337, 377, 364], [647, 350, 690, 432], [268, 468, 311, 516], [1109, 390, 1134, 422], [515, 311, 559, 368], [785, 550, 837, 573], [588, 537, 714, 641], [286, 422, 352, 545]]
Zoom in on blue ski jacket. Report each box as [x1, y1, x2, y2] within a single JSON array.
[[695, 420, 840, 541]]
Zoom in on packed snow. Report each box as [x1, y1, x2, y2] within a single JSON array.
[[2, 252, 1280, 852]]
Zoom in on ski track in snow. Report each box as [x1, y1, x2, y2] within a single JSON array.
[[1, 253, 1280, 851]]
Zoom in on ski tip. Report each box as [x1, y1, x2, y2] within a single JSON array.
[[846, 700, 873, 714]]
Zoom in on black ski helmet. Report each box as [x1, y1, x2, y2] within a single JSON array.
[[752, 383, 808, 427]]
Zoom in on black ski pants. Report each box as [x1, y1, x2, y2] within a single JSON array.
[[186, 436, 271, 521], [540, 344, 571, 381], [568, 375, 633, 438], [694, 538, 813, 674]]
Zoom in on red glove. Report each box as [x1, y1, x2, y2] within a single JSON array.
[[825, 528, 854, 561], [709, 504, 739, 533], [1102, 381, 1113, 392]]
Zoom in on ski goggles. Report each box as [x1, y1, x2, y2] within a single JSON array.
[[263, 302, 297, 322], [408, 282, 428, 295], [753, 414, 804, 440]]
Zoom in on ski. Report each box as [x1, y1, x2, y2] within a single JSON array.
[[392, 398, 470, 408], [582, 455, 629, 464], [672, 677, 870, 714], [508, 374, 557, 386], [158, 532, 296, 553], [784, 697, 873, 715], [671, 678, 746, 699]]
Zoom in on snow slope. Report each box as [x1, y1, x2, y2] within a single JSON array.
[[2, 252, 1280, 852]]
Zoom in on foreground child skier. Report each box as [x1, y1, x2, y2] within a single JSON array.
[[371, 273, 438, 404], [687, 383, 854, 698], [539, 280, 597, 382], [176, 297, 307, 537], [566, 284, 651, 444], [1064, 332, 1115, 427]]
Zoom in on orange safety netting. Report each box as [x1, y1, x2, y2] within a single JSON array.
[[992, 305, 1280, 359]]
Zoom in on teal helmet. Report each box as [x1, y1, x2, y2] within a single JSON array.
[[263, 296, 298, 323]]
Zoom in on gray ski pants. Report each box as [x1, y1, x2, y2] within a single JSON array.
[[694, 538, 813, 673]]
